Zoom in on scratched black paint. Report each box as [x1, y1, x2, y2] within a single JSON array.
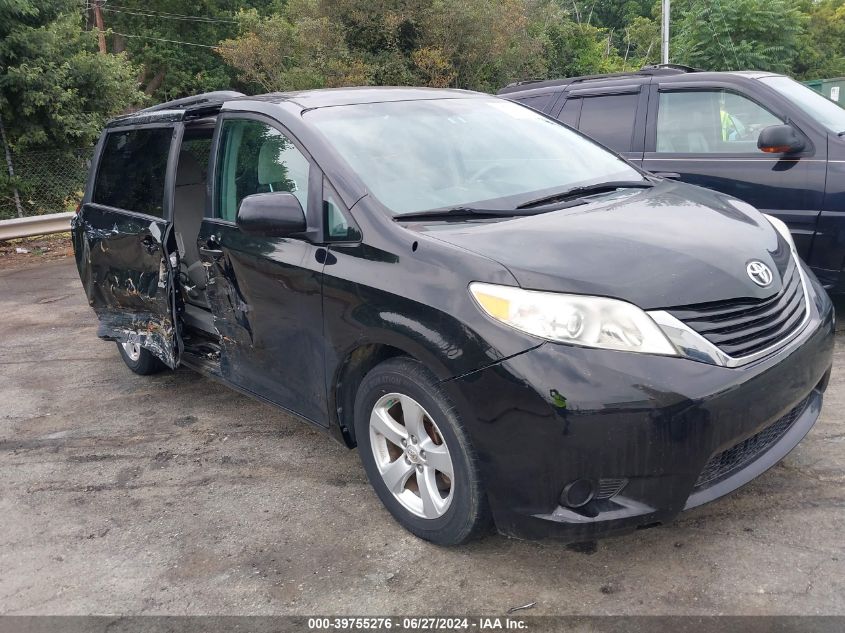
[[71, 87, 836, 542]]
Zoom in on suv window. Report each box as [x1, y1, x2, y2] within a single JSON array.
[[657, 90, 783, 154], [557, 98, 581, 128], [515, 94, 554, 113], [93, 128, 172, 217], [324, 185, 361, 242], [573, 93, 638, 152], [216, 119, 310, 222]]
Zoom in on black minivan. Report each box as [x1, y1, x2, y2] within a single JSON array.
[[500, 65, 845, 292], [72, 87, 834, 545]]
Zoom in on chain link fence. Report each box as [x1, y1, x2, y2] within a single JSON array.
[[1, 147, 93, 221]]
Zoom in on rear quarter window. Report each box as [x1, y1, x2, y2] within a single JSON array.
[[575, 93, 639, 152], [514, 93, 554, 114], [93, 128, 173, 217]]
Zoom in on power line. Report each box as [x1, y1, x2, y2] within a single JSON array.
[[102, 3, 238, 23], [100, 6, 238, 25], [110, 32, 232, 49]]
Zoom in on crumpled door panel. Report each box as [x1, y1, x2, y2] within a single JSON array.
[[72, 205, 181, 368]]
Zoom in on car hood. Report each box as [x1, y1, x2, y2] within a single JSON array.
[[410, 182, 792, 310]]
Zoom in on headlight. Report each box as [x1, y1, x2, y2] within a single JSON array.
[[469, 282, 678, 355], [763, 213, 797, 254]]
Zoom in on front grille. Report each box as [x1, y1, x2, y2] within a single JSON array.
[[667, 260, 806, 358], [694, 394, 812, 489]]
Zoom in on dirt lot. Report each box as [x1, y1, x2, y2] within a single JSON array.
[[0, 256, 843, 615], [0, 234, 73, 270]]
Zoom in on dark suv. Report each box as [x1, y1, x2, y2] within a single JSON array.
[[72, 87, 833, 545], [499, 65, 845, 292]]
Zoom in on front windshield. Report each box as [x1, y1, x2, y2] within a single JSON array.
[[307, 97, 643, 215], [760, 75, 845, 134]]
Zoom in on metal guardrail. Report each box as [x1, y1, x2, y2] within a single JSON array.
[[0, 212, 74, 241]]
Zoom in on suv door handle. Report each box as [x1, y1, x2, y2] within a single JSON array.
[[141, 235, 160, 253], [653, 172, 681, 180], [199, 236, 223, 257]]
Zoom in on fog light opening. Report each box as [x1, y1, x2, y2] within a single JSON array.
[[561, 479, 595, 508]]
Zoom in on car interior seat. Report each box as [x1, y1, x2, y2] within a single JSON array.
[[173, 151, 208, 306]]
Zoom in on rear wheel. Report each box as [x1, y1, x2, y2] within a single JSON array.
[[116, 341, 166, 375], [354, 357, 491, 545]]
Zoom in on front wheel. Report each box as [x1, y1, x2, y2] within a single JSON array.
[[354, 357, 491, 545], [116, 341, 166, 375]]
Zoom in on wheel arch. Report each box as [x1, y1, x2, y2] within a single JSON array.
[[331, 335, 456, 448]]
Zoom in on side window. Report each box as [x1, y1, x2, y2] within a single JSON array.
[[557, 98, 581, 128], [576, 93, 638, 152], [656, 90, 783, 154], [515, 94, 553, 114], [93, 128, 172, 217], [216, 119, 310, 222], [324, 184, 361, 242]]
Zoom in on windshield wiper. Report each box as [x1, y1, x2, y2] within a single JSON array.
[[394, 206, 539, 221], [516, 180, 655, 210]]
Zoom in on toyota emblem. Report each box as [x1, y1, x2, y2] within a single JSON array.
[[746, 260, 774, 287]]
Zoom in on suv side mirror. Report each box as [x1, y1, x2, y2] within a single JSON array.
[[236, 192, 306, 237], [757, 125, 806, 155]]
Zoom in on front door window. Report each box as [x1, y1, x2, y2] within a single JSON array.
[[216, 119, 310, 221], [656, 90, 782, 154]]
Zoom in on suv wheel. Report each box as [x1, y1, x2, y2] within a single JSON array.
[[116, 341, 166, 375], [354, 357, 491, 545]]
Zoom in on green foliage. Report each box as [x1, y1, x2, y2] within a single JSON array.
[[672, 0, 805, 72], [218, 5, 370, 92], [100, 0, 272, 99], [0, 0, 144, 217], [542, 18, 621, 78], [622, 16, 660, 69], [793, 0, 845, 79], [0, 0, 144, 151]]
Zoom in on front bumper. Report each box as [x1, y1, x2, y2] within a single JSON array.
[[444, 271, 835, 542]]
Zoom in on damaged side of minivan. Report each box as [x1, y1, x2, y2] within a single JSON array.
[[72, 95, 239, 379], [72, 117, 185, 370]]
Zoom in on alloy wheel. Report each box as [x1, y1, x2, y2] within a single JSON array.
[[121, 341, 141, 362], [369, 392, 455, 519]]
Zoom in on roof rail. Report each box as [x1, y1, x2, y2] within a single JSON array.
[[641, 63, 700, 73], [502, 78, 546, 88], [500, 64, 699, 94], [139, 90, 246, 114]]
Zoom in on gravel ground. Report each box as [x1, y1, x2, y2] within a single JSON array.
[[0, 257, 843, 616]]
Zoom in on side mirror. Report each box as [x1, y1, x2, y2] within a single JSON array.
[[236, 192, 306, 237], [757, 125, 806, 155]]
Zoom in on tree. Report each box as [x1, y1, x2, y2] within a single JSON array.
[[0, 0, 143, 151], [541, 18, 622, 78], [217, 5, 370, 93], [793, 0, 845, 79], [672, 0, 804, 72], [622, 16, 660, 69], [0, 0, 144, 218], [98, 0, 264, 99]]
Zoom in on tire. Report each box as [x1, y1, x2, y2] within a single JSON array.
[[116, 341, 167, 375], [354, 357, 492, 545]]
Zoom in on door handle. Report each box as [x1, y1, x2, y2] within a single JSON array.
[[141, 235, 160, 253], [652, 172, 681, 180], [199, 235, 223, 257]]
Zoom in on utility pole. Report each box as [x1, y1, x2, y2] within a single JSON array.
[[661, 0, 670, 65], [0, 113, 24, 219], [93, 0, 107, 54]]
